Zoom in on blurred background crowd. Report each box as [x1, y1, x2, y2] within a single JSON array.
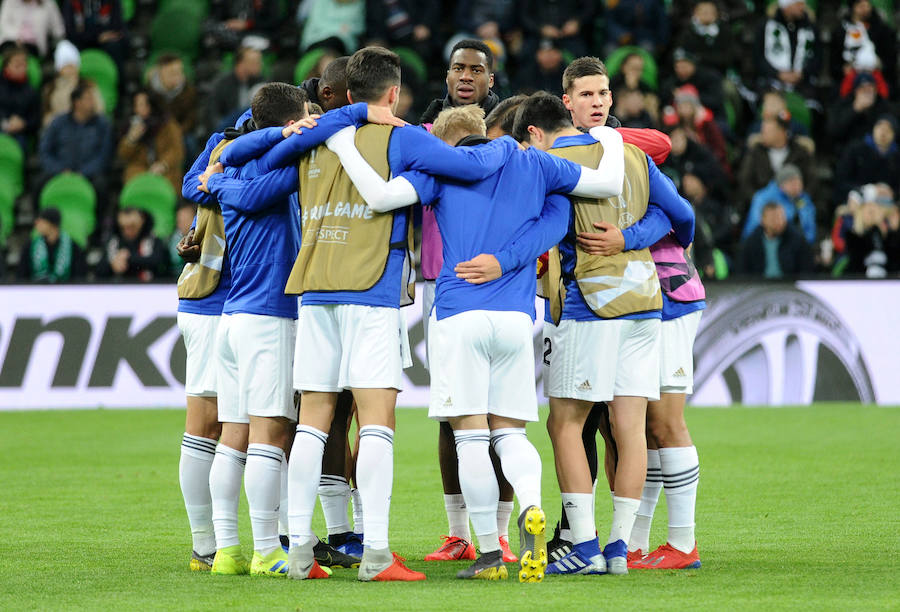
[[1, 0, 898, 283]]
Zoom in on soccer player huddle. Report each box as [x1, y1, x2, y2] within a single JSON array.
[[174, 40, 704, 584]]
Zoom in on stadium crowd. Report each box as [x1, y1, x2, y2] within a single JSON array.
[[1, 0, 899, 282]]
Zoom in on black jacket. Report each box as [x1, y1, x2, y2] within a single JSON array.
[[419, 90, 501, 126], [834, 136, 900, 203], [739, 224, 814, 277]]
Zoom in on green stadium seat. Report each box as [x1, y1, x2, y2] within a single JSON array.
[[294, 48, 328, 85], [0, 133, 25, 198], [26, 54, 42, 90], [394, 47, 428, 84], [0, 182, 15, 245], [39, 174, 98, 246], [605, 45, 658, 91], [159, 0, 209, 19], [122, 0, 136, 21], [150, 7, 203, 60], [79, 49, 119, 113], [119, 173, 177, 237]]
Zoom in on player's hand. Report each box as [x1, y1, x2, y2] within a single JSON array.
[[197, 162, 224, 193], [367, 105, 408, 127], [282, 115, 321, 137], [576, 221, 625, 256], [455, 253, 502, 284], [177, 228, 200, 262]]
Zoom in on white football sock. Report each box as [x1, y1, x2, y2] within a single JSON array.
[[608, 496, 641, 545], [288, 425, 327, 548], [455, 429, 500, 553], [561, 492, 595, 545], [497, 501, 514, 540], [629, 449, 662, 553], [318, 474, 352, 535], [444, 493, 471, 540], [357, 425, 394, 551], [350, 488, 364, 535], [490, 428, 541, 510], [209, 443, 246, 550], [179, 433, 217, 556], [245, 443, 284, 555], [660, 445, 699, 553], [278, 455, 289, 537]]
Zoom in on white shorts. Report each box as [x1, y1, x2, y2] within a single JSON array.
[[659, 310, 702, 394], [422, 280, 436, 371], [547, 317, 661, 402], [294, 304, 404, 392], [428, 310, 538, 422], [177, 312, 220, 397], [541, 320, 556, 399], [215, 313, 297, 424]]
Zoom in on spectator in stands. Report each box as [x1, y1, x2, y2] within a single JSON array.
[[609, 51, 659, 123], [603, 0, 669, 56], [613, 87, 655, 128], [61, 0, 127, 69], [844, 185, 900, 277], [298, 54, 349, 111], [673, 0, 734, 76], [16, 207, 87, 281], [680, 167, 739, 269], [662, 84, 730, 176], [739, 201, 814, 278], [737, 110, 816, 209], [517, 39, 566, 94], [168, 201, 195, 275], [42, 40, 105, 127], [743, 163, 817, 244], [0, 0, 65, 57], [828, 72, 894, 146], [830, 0, 896, 99], [117, 89, 184, 192], [834, 114, 900, 203], [754, 0, 821, 102], [97, 207, 168, 281], [747, 89, 809, 138], [207, 0, 282, 51], [208, 45, 263, 132], [520, 0, 593, 59], [38, 80, 111, 205], [146, 53, 198, 144], [663, 47, 724, 121], [365, 0, 439, 69], [454, 0, 519, 46], [297, 0, 364, 55], [0, 45, 40, 151], [661, 123, 728, 201]]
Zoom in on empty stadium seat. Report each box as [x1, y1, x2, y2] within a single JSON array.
[[294, 48, 328, 85], [119, 173, 177, 237], [0, 182, 15, 245], [39, 174, 98, 247], [150, 7, 203, 60], [80, 49, 119, 113], [0, 133, 25, 198]]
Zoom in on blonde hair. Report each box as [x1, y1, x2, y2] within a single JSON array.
[[431, 104, 486, 145]]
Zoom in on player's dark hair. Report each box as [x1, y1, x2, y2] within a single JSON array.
[[346, 46, 401, 102], [450, 39, 494, 71], [320, 55, 350, 89], [511, 92, 573, 143], [562, 56, 608, 94], [485, 94, 528, 136], [252, 82, 309, 128]]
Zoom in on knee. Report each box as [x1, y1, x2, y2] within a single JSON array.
[[647, 417, 688, 448]]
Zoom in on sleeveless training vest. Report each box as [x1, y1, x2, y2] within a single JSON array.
[[286, 124, 415, 302], [649, 233, 706, 303], [548, 141, 662, 322], [176, 138, 231, 299]]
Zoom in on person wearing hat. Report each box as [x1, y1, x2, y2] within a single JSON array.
[[16, 207, 87, 282], [831, 0, 897, 98], [835, 114, 900, 202], [737, 110, 817, 209], [754, 0, 822, 100], [828, 70, 894, 146], [662, 83, 730, 176], [743, 163, 817, 244], [662, 47, 725, 120], [41, 40, 105, 127]]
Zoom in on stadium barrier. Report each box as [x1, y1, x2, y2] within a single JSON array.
[[1, 281, 897, 410]]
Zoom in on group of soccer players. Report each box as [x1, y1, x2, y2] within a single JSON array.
[[174, 39, 705, 584]]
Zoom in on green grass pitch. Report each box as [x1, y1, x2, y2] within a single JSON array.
[[1, 404, 897, 610]]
